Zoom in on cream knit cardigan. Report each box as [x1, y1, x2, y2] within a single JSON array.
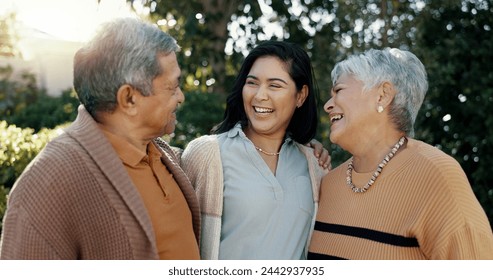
[[181, 134, 327, 260]]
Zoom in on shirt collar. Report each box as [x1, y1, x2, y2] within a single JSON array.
[[227, 122, 244, 138], [98, 125, 147, 167]]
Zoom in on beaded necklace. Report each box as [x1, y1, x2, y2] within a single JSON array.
[[346, 136, 406, 193]]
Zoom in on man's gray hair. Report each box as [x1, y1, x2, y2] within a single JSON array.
[[73, 17, 180, 116]]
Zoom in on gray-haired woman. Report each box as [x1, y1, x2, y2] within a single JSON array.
[[308, 48, 493, 259]]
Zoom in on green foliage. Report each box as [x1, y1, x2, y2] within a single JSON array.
[[414, 1, 493, 225], [0, 121, 66, 188], [170, 91, 225, 148], [135, 0, 244, 96], [0, 64, 79, 132], [0, 12, 21, 58], [6, 90, 79, 131], [0, 121, 67, 231], [0, 65, 39, 119]]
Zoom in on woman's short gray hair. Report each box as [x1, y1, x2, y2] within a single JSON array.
[[73, 17, 180, 116], [331, 48, 428, 137]]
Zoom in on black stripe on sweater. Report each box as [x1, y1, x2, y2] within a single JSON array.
[[307, 252, 347, 260], [314, 221, 419, 247]]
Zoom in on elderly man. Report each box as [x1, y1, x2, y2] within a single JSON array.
[[0, 18, 200, 260]]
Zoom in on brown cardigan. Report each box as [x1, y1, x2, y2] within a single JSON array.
[[0, 105, 200, 259]]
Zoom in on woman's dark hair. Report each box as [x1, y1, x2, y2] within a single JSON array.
[[212, 40, 319, 144]]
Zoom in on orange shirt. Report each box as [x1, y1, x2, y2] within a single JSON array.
[[100, 127, 199, 260]]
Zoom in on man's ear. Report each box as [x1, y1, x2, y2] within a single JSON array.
[[378, 81, 396, 107], [116, 84, 139, 116]]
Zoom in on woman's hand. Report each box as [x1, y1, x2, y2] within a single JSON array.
[[307, 139, 331, 170]]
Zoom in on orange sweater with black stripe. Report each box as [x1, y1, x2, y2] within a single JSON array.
[[308, 138, 493, 259]]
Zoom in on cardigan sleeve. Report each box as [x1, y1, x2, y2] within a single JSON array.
[[181, 135, 224, 217], [0, 142, 83, 260], [181, 135, 224, 260], [295, 143, 328, 203], [0, 201, 63, 259]]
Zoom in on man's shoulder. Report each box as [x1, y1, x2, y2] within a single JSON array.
[[9, 135, 90, 199], [33, 133, 81, 163]]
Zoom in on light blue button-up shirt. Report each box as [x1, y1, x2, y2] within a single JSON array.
[[217, 123, 314, 259]]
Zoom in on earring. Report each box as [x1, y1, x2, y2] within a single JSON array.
[[377, 105, 384, 113]]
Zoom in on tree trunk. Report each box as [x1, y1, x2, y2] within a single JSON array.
[[201, 0, 242, 95]]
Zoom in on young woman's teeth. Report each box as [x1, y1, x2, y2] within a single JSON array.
[[254, 107, 273, 113]]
